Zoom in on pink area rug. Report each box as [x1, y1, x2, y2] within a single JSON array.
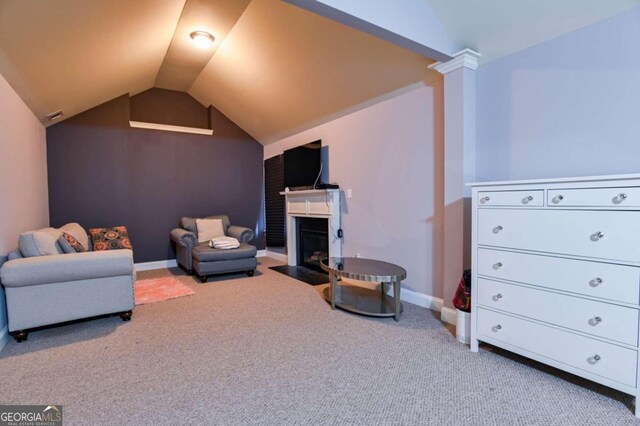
[[134, 277, 195, 306]]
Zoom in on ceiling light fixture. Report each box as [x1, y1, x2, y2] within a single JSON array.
[[190, 31, 215, 49]]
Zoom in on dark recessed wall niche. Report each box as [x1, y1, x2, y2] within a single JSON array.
[[47, 88, 265, 263], [129, 88, 211, 129]]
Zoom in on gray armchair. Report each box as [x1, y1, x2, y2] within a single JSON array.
[[171, 215, 257, 282]]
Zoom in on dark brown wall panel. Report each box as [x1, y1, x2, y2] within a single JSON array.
[[47, 89, 265, 263], [130, 88, 210, 129]]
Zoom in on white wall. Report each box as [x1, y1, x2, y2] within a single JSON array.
[[0, 72, 49, 345], [265, 83, 444, 298], [476, 8, 640, 182]]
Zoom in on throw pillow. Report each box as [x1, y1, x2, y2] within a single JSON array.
[[90, 226, 133, 251], [19, 227, 64, 257], [59, 222, 90, 251], [196, 218, 225, 243], [58, 232, 87, 253]]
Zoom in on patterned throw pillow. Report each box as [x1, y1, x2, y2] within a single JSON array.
[[58, 232, 87, 253], [90, 226, 133, 251]]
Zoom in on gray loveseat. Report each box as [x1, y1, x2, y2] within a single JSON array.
[[170, 215, 257, 282], [0, 223, 135, 342]]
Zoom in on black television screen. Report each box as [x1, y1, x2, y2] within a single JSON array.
[[283, 140, 322, 190]]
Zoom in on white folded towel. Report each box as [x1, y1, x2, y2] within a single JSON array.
[[209, 236, 240, 250]]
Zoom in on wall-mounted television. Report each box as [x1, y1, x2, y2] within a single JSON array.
[[283, 140, 322, 190]]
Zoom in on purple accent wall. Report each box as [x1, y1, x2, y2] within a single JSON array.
[[47, 89, 264, 263]]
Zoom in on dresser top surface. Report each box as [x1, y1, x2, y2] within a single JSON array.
[[279, 189, 340, 196], [468, 173, 640, 188]]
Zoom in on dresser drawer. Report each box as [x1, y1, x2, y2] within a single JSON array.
[[477, 308, 638, 387], [477, 278, 639, 345], [477, 209, 640, 263], [478, 190, 543, 207], [477, 248, 640, 305], [549, 187, 640, 207]]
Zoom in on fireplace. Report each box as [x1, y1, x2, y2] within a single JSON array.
[[280, 188, 341, 268], [296, 217, 329, 273]]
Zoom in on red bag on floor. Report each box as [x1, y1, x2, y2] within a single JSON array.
[[452, 269, 471, 312]]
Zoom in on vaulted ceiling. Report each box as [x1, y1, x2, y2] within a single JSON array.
[[0, 0, 638, 144], [427, 0, 640, 64]]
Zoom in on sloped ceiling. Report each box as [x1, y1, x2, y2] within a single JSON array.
[[0, 0, 638, 144], [188, 0, 435, 144], [427, 0, 640, 64], [154, 0, 252, 91], [0, 0, 186, 124]]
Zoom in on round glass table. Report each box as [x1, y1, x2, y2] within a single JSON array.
[[320, 257, 407, 321]]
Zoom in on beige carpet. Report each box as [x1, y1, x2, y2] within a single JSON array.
[[0, 257, 637, 425]]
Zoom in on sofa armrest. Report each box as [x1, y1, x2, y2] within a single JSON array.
[[227, 225, 254, 244], [0, 250, 134, 288], [171, 228, 197, 248]]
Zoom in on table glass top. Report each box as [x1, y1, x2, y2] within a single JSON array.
[[320, 257, 407, 281]]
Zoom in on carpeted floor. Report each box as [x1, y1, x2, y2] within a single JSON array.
[[0, 257, 638, 425]]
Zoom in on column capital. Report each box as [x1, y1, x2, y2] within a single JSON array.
[[428, 48, 481, 75]]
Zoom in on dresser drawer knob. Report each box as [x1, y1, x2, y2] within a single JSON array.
[[588, 354, 601, 365], [590, 231, 605, 242], [493, 226, 503, 234], [493, 262, 503, 269], [492, 324, 502, 332], [492, 293, 503, 302], [522, 195, 534, 204], [613, 193, 628, 204], [480, 196, 490, 204], [552, 194, 564, 204], [588, 316, 602, 326], [589, 277, 603, 287]]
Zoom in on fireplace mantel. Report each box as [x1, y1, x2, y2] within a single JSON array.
[[279, 189, 342, 266]]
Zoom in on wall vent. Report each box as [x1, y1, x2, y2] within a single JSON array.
[[46, 110, 64, 121]]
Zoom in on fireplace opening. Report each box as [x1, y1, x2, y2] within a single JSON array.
[[297, 217, 329, 273]]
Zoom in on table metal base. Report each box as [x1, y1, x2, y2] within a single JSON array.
[[323, 285, 403, 318]]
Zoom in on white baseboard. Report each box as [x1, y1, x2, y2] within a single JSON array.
[[397, 288, 443, 312], [383, 287, 456, 326], [135, 259, 178, 272], [0, 325, 9, 353], [440, 307, 457, 326], [263, 250, 288, 262]]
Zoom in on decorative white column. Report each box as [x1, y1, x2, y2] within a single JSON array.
[[429, 49, 480, 318]]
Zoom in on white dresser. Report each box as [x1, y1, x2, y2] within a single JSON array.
[[469, 174, 640, 417]]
